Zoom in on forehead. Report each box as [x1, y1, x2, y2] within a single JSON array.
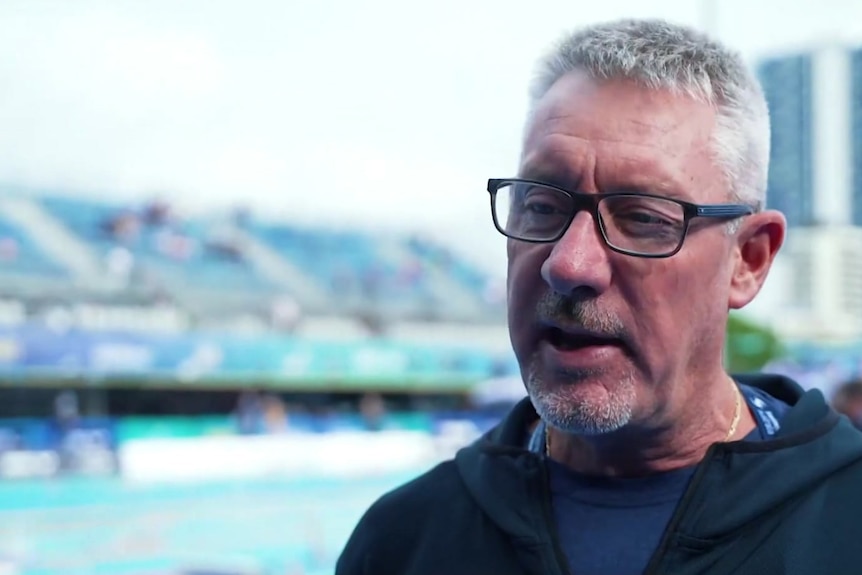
[[521, 71, 721, 200]]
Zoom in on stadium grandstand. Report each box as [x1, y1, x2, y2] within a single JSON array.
[[0, 186, 514, 384], [0, 186, 516, 575]]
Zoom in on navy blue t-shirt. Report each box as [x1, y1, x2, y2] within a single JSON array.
[[528, 384, 790, 575]]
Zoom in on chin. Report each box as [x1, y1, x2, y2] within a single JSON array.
[[525, 361, 637, 436]]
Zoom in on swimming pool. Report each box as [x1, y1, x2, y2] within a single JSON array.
[[0, 472, 423, 575]]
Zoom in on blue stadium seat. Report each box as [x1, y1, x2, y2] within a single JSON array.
[[39, 197, 276, 293], [249, 223, 437, 305], [406, 236, 494, 303], [0, 214, 67, 277], [28, 194, 501, 317]]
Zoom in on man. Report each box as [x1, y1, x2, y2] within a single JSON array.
[[336, 19, 862, 575], [833, 378, 862, 429]]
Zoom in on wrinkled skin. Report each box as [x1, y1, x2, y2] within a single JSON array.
[[507, 70, 786, 475]]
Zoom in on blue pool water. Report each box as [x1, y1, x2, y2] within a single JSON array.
[[0, 472, 423, 575]]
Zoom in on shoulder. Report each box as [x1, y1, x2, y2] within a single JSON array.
[[336, 460, 467, 575], [370, 458, 467, 519]]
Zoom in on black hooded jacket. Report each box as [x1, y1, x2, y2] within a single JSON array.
[[336, 374, 862, 575]]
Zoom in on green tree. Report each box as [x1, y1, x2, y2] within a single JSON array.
[[724, 312, 784, 373]]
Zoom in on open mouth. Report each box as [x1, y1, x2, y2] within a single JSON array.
[[545, 327, 622, 351]]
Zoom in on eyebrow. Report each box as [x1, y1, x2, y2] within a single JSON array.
[[518, 160, 689, 201], [516, 169, 578, 190], [517, 156, 582, 190]]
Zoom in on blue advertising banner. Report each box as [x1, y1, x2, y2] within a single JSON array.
[[0, 325, 519, 384]]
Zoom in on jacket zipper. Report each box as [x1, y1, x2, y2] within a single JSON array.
[[642, 444, 722, 575], [537, 455, 574, 575]]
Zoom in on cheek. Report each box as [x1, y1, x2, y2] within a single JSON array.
[[620, 263, 677, 344], [507, 268, 535, 325], [507, 243, 546, 300], [623, 256, 723, 340], [685, 250, 734, 313], [661, 265, 731, 362], [506, 246, 547, 347]]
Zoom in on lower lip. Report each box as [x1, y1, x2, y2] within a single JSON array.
[[539, 339, 626, 369]]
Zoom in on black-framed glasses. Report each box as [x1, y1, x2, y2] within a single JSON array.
[[488, 178, 755, 258]]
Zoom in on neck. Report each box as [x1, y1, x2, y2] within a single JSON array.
[[546, 374, 756, 478]]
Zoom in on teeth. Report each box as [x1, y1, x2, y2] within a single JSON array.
[[549, 328, 613, 350]]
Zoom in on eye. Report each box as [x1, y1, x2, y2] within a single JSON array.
[[603, 196, 683, 225], [600, 195, 686, 241], [617, 210, 675, 226], [520, 188, 568, 215], [523, 198, 561, 215]]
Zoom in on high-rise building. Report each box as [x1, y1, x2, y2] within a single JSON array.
[[751, 46, 862, 340], [742, 225, 862, 342], [757, 45, 855, 227], [758, 54, 815, 226], [851, 48, 862, 226]]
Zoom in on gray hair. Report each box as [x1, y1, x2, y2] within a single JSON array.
[[528, 19, 770, 211]]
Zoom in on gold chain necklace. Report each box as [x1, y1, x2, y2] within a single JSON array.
[[545, 382, 743, 456], [724, 382, 742, 442]]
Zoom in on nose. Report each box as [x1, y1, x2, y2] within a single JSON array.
[[540, 210, 612, 297]]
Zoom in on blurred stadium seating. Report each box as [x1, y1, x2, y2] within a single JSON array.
[[0, 187, 514, 575], [0, 213, 68, 280], [0, 190, 504, 327]]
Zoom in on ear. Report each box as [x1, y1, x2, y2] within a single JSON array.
[[728, 210, 786, 310]]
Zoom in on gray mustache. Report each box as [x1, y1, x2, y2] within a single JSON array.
[[536, 291, 627, 339]]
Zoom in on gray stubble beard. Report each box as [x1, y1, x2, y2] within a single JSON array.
[[526, 355, 637, 436]]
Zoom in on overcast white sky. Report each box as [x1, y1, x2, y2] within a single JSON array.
[[1, 0, 862, 274]]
